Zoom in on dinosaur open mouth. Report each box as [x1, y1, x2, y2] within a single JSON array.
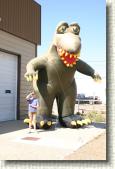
[[57, 47, 80, 67]]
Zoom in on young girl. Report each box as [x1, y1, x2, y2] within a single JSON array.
[[26, 91, 39, 133]]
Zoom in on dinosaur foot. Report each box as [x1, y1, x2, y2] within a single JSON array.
[[24, 118, 37, 129], [36, 115, 52, 129], [24, 115, 52, 129], [59, 114, 91, 128]]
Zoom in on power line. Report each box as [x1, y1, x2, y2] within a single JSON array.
[[84, 60, 106, 63], [76, 77, 106, 79]]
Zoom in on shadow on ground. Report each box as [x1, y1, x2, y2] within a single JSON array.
[[0, 120, 27, 134], [0, 119, 106, 135], [91, 122, 106, 129]]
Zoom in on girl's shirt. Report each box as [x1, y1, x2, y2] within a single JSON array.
[[27, 97, 39, 113]]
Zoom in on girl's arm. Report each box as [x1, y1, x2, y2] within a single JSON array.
[[26, 93, 33, 100]]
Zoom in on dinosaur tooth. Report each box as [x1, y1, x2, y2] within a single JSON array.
[[74, 54, 77, 58], [60, 50, 65, 56], [64, 60, 67, 64], [70, 54, 73, 58], [61, 57, 64, 60], [66, 64, 70, 67], [70, 64, 73, 67], [65, 52, 68, 56]]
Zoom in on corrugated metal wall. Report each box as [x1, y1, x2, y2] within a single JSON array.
[[0, 30, 35, 119], [0, 0, 41, 45]]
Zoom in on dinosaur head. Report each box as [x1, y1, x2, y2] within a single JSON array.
[[53, 22, 81, 67]]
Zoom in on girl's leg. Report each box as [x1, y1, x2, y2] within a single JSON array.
[[33, 113, 37, 130], [28, 112, 33, 130]]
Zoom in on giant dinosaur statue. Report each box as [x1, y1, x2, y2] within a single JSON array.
[[25, 22, 101, 129]]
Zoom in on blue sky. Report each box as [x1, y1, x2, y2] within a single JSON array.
[[35, 0, 106, 100]]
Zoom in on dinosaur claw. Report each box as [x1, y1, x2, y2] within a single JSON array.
[[71, 121, 77, 126], [29, 75, 32, 81], [86, 118, 92, 124], [77, 120, 83, 126], [40, 121, 45, 127], [33, 75, 37, 81], [93, 73, 102, 82], [47, 121, 52, 126], [35, 74, 38, 80], [33, 72, 38, 81], [24, 118, 30, 123], [82, 119, 88, 125], [26, 76, 30, 81]]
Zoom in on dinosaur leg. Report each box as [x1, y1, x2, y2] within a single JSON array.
[[58, 81, 91, 128], [36, 93, 54, 129], [35, 81, 56, 130]]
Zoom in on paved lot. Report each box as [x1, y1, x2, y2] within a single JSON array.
[[0, 120, 106, 160], [64, 132, 106, 160]]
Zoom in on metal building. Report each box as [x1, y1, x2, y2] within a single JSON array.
[[0, 0, 41, 121]]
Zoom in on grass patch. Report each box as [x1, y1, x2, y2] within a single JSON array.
[[83, 111, 106, 123]]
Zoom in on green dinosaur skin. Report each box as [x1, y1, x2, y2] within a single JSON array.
[[25, 22, 101, 129]]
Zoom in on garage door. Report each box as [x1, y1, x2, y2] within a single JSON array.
[[0, 51, 17, 121]]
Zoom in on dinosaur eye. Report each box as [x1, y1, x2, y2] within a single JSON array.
[[69, 23, 80, 35], [57, 25, 67, 34], [73, 26, 80, 35]]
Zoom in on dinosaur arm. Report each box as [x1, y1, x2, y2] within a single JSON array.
[[76, 59, 101, 81], [76, 59, 95, 77], [25, 56, 47, 81], [26, 56, 47, 72]]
